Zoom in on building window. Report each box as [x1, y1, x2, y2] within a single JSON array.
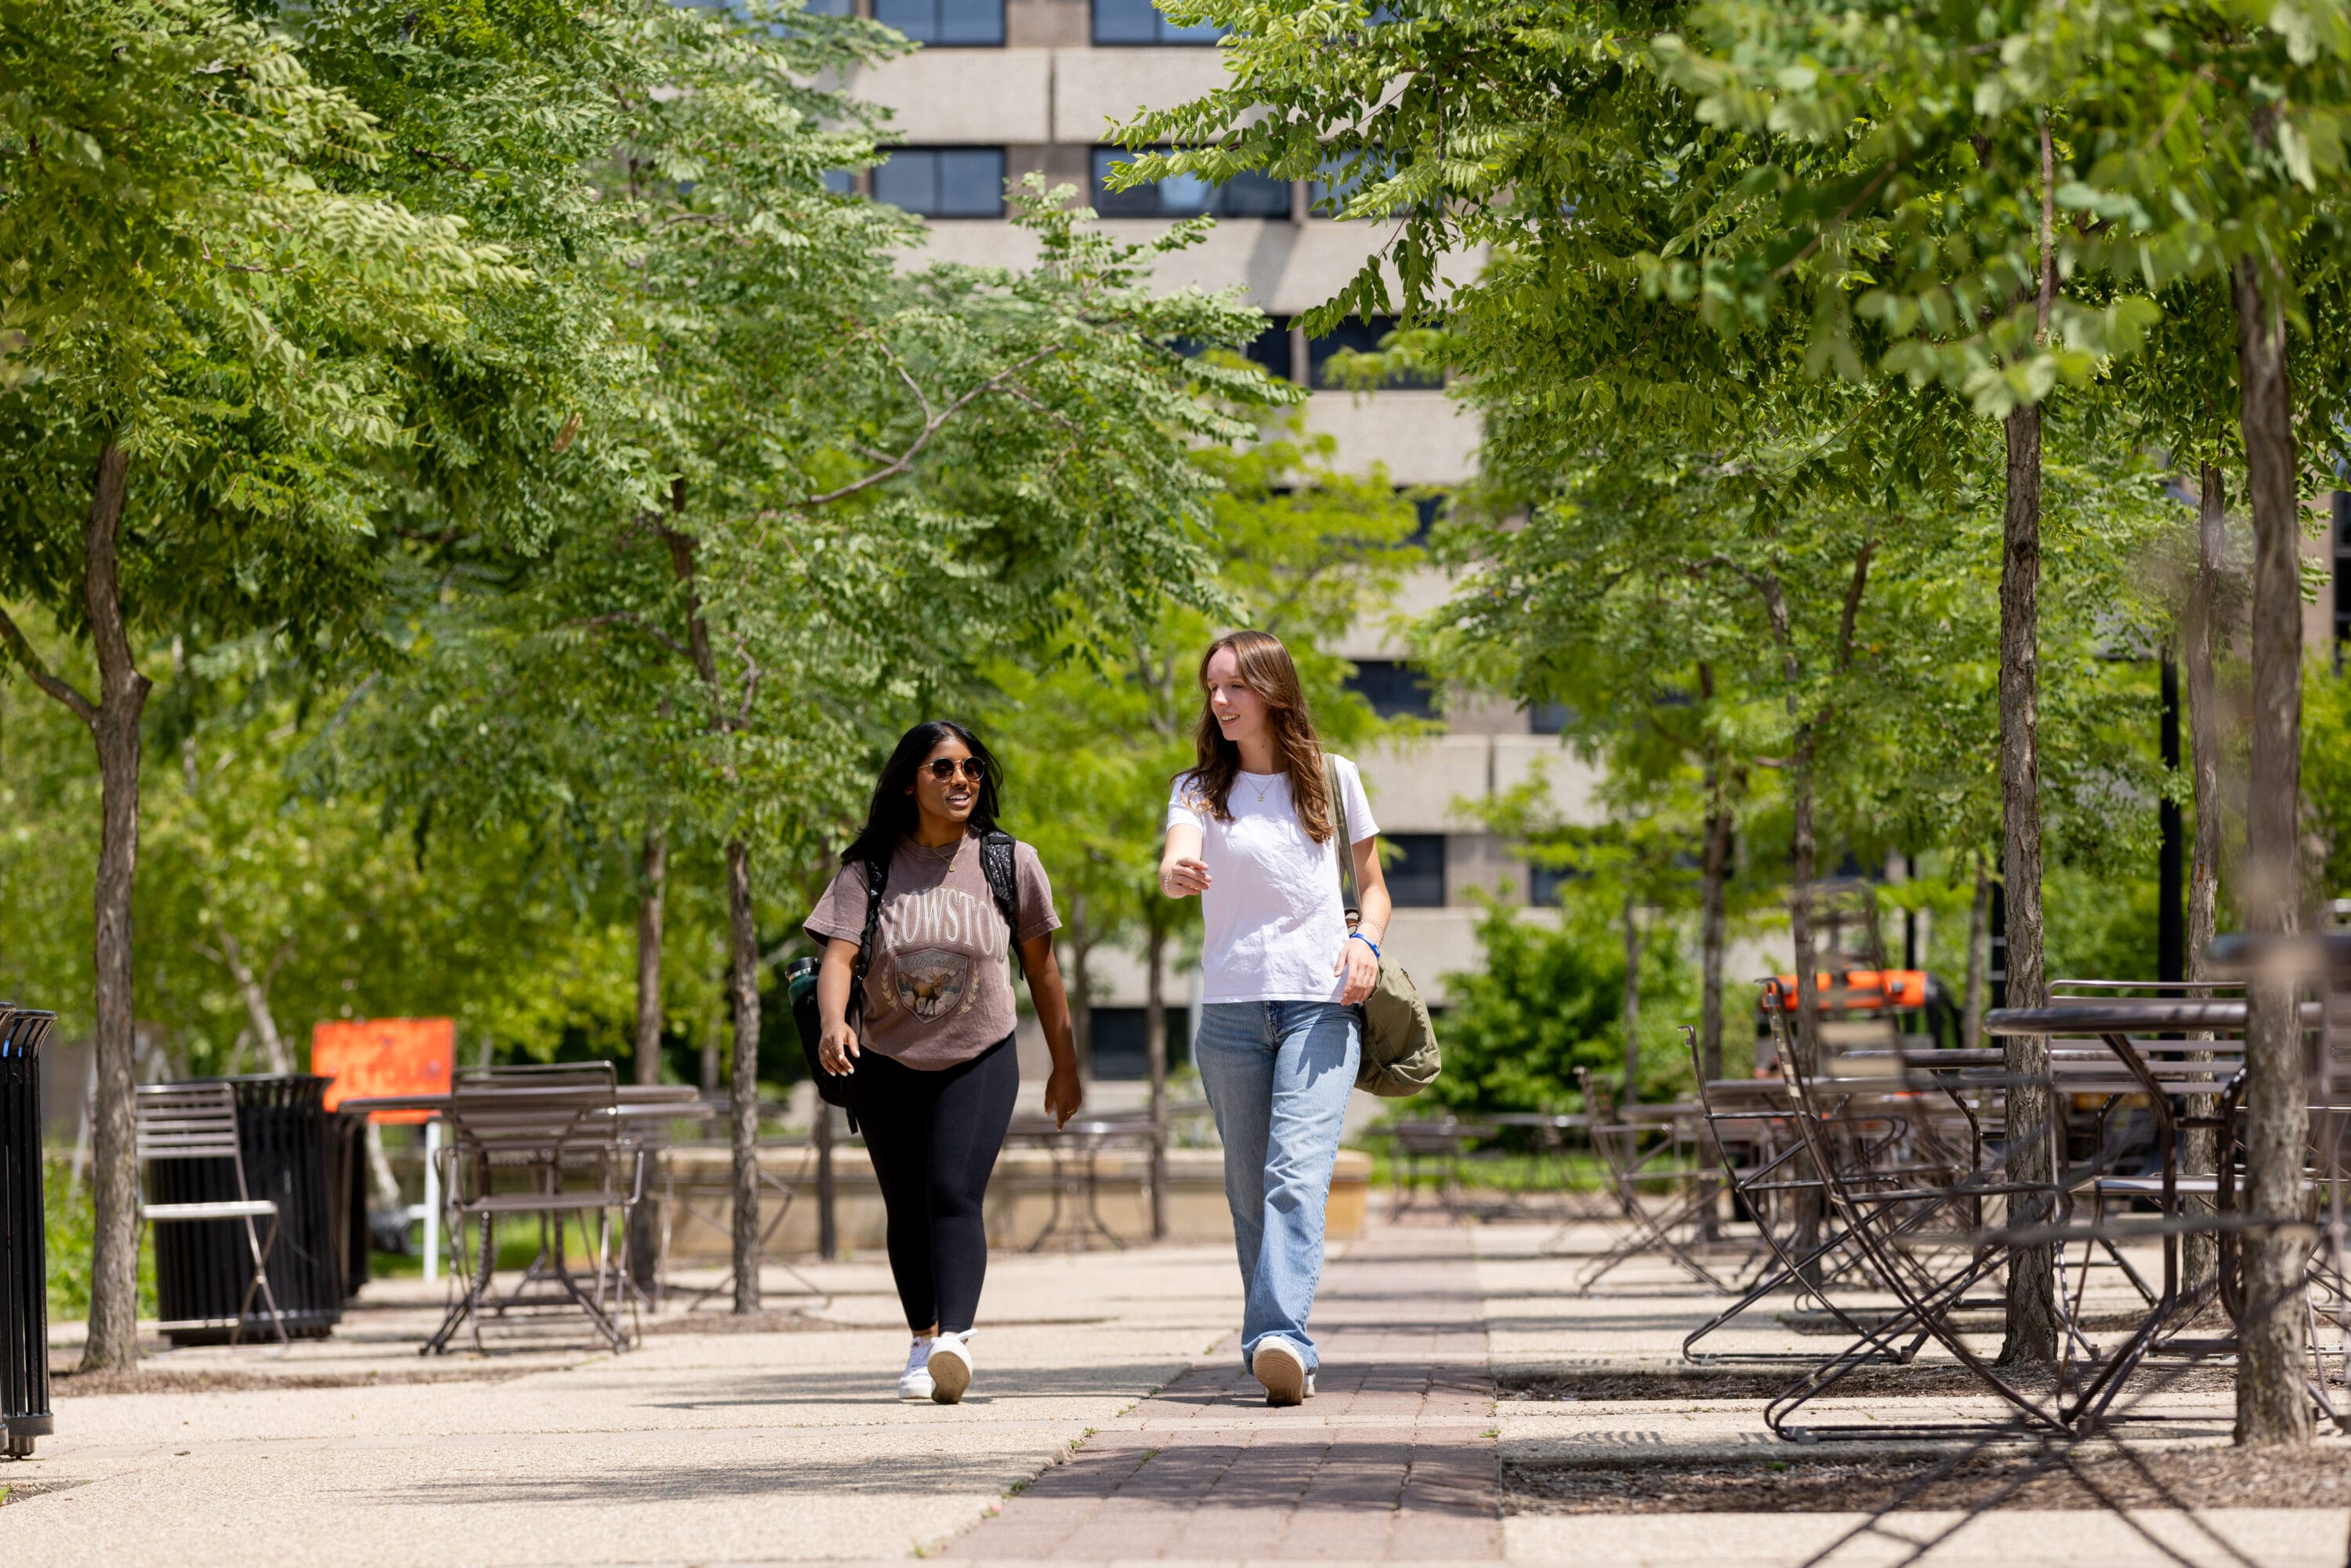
[[873, 147, 1005, 218], [1528, 700, 1572, 735], [1092, 0, 1223, 44], [821, 168, 858, 196], [1530, 862, 1578, 908], [2335, 491, 2351, 650], [1347, 658, 1436, 719], [1308, 316, 1440, 388], [874, 0, 1005, 44], [1384, 835, 1447, 908], [1244, 317, 1292, 381], [1085, 1006, 1190, 1079], [1092, 147, 1288, 219], [1408, 491, 1444, 544]]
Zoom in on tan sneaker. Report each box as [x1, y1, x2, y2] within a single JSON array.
[[1253, 1340, 1307, 1407], [929, 1330, 974, 1404]]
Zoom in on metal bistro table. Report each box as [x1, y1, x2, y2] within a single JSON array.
[[1981, 993, 2250, 1425], [1004, 1110, 1162, 1252], [342, 1083, 707, 1350], [1487, 1110, 1597, 1222]]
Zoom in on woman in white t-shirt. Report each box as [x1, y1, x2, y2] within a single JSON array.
[[1160, 628, 1389, 1407]]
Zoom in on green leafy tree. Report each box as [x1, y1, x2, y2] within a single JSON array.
[[0, 0, 527, 1369]]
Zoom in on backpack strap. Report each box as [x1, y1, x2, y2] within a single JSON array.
[[980, 830, 1023, 967], [849, 853, 889, 1024], [979, 830, 1020, 933], [1326, 755, 1361, 930]]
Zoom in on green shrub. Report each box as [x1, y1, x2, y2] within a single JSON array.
[[42, 1159, 155, 1320], [1429, 893, 1695, 1114]]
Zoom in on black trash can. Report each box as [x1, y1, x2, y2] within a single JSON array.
[[150, 1075, 342, 1345], [0, 1009, 55, 1458], [324, 1108, 370, 1300]]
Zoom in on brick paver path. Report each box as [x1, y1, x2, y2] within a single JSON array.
[[948, 1224, 1498, 1561]]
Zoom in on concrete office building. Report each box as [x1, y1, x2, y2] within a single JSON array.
[[835, 0, 1604, 1074]]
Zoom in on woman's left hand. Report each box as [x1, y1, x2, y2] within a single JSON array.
[[1044, 1060, 1084, 1129], [1335, 932, 1378, 1006]]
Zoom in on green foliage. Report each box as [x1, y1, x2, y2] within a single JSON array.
[[1432, 893, 1695, 1114], [0, 606, 662, 1067], [42, 1160, 153, 1319], [2304, 661, 2351, 903], [0, 0, 527, 650], [984, 418, 1418, 1034]]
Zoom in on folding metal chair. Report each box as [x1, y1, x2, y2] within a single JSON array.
[[135, 1083, 289, 1348], [1567, 1068, 1730, 1293]]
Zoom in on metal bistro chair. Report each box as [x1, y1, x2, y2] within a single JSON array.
[[134, 1083, 290, 1348], [426, 1064, 640, 1355], [1389, 1117, 1498, 1222], [1679, 1025, 1910, 1366], [1570, 1069, 1729, 1293]]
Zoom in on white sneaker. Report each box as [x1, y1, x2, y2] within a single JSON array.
[[928, 1329, 974, 1404], [1253, 1340, 1308, 1407], [897, 1336, 936, 1400]]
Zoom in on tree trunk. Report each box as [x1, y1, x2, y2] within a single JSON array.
[[1752, 572, 1820, 1067], [661, 499, 766, 1314], [1962, 849, 1991, 1052], [725, 836, 763, 1314], [1621, 884, 1643, 1103], [78, 444, 147, 1374], [1146, 919, 1169, 1242], [1069, 891, 1094, 1085], [2232, 254, 2313, 1447], [1998, 400, 2060, 1366], [1700, 791, 1730, 1083], [364, 1121, 401, 1213], [1697, 663, 1730, 1084], [635, 820, 667, 1088], [214, 932, 290, 1074], [2183, 464, 2229, 1303]]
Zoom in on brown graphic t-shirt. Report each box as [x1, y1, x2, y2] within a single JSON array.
[[803, 834, 1060, 1070]]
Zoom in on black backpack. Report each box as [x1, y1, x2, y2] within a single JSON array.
[[787, 830, 1023, 1117]]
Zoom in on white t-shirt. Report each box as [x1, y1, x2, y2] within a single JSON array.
[[1166, 757, 1379, 1005]]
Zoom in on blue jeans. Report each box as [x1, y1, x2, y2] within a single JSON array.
[[1194, 1001, 1360, 1371]]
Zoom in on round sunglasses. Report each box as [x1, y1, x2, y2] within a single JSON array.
[[923, 757, 987, 783]]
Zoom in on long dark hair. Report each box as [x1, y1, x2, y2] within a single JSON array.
[[1180, 629, 1333, 842], [841, 719, 1003, 871]]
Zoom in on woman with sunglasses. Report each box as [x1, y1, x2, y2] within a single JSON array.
[[807, 720, 1081, 1404], [1161, 630, 1389, 1407]]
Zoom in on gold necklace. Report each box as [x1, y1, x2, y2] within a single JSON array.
[[1246, 773, 1277, 804], [910, 836, 961, 861]]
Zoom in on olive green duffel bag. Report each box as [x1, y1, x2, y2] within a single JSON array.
[[1326, 759, 1441, 1098]]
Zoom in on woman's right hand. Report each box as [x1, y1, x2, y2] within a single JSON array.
[[1161, 856, 1212, 898], [817, 1019, 861, 1075]]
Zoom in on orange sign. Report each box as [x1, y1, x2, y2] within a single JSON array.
[[1761, 969, 1929, 1012], [312, 1018, 455, 1122]]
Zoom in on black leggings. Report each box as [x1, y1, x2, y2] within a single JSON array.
[[848, 1034, 1020, 1334]]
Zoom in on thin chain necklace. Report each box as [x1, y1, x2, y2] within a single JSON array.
[[910, 835, 961, 861], [1244, 772, 1279, 804]]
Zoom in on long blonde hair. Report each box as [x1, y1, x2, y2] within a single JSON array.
[[1181, 630, 1334, 842]]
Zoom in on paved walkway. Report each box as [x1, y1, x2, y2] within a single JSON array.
[[950, 1226, 1497, 1562], [16, 1212, 2351, 1566]]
